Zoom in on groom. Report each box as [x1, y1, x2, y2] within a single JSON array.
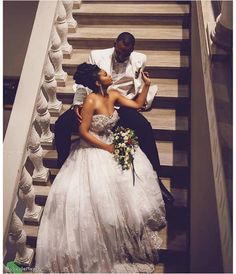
[[55, 32, 174, 205]]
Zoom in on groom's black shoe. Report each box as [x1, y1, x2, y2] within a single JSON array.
[[159, 179, 175, 207]]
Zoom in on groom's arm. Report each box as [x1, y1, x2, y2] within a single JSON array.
[[72, 85, 92, 122], [136, 54, 158, 110], [88, 50, 96, 65], [72, 50, 97, 121], [73, 49, 97, 120], [136, 54, 147, 92], [111, 71, 151, 109]]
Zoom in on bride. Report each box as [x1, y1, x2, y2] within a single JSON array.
[[35, 63, 166, 273]]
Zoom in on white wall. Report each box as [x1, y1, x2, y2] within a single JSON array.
[[3, 1, 38, 77], [190, 2, 223, 272], [3, 1, 38, 138]]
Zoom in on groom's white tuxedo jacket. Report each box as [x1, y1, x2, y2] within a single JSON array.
[[73, 47, 157, 109]]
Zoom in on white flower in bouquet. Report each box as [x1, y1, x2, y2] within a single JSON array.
[[124, 136, 129, 141], [113, 126, 139, 171]]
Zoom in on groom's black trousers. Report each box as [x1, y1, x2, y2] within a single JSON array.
[[55, 107, 79, 168], [116, 107, 161, 173], [54, 106, 161, 173]]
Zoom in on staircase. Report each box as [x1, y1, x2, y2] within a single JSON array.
[[24, 1, 191, 272]]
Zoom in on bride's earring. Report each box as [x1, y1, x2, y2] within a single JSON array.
[[100, 85, 104, 96]]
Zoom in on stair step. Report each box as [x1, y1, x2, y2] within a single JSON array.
[[34, 184, 51, 199], [63, 48, 189, 79], [156, 140, 189, 178], [142, 108, 188, 131], [67, 25, 190, 51], [24, 223, 187, 254], [58, 76, 189, 98], [154, 262, 189, 273], [34, 177, 187, 208], [42, 140, 188, 169], [50, 106, 189, 141], [75, 3, 189, 15], [57, 76, 190, 109], [82, 0, 188, 2], [142, 108, 189, 140], [82, 0, 190, 3], [50, 105, 189, 130], [74, 3, 190, 26], [156, 141, 188, 167]]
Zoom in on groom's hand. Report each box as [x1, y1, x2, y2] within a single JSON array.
[[74, 105, 83, 123]]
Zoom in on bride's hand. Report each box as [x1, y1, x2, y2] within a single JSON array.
[[141, 71, 151, 86], [106, 144, 115, 154]]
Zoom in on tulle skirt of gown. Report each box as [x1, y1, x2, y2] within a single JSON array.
[[35, 140, 166, 273]]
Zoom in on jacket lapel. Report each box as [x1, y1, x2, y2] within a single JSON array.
[[100, 48, 114, 75], [129, 53, 142, 92]]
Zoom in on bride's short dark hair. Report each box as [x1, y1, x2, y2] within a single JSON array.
[[73, 63, 100, 93]]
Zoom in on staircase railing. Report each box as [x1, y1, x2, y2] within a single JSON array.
[[191, 1, 232, 272], [3, 0, 78, 267]]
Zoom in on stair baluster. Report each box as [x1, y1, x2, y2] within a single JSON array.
[[56, 0, 73, 58], [63, 0, 78, 33], [49, 26, 68, 87], [43, 55, 63, 112], [36, 89, 54, 145], [9, 212, 34, 267], [73, 0, 82, 9], [28, 124, 50, 183], [19, 167, 43, 224]]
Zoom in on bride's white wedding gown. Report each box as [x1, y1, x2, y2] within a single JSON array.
[[35, 110, 166, 273]]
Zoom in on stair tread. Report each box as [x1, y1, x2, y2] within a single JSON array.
[[74, 3, 190, 15], [51, 104, 188, 131], [24, 222, 187, 252], [154, 262, 188, 273], [50, 106, 189, 132], [64, 49, 189, 68], [58, 76, 189, 99], [34, 176, 187, 207], [82, 0, 188, 1], [142, 108, 188, 131], [68, 25, 190, 41], [156, 141, 188, 167], [34, 185, 51, 196], [43, 141, 188, 168]]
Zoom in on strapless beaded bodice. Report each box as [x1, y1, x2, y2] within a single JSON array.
[[90, 110, 119, 134], [79, 110, 120, 148]]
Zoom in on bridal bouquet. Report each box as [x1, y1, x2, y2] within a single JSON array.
[[113, 127, 139, 171]]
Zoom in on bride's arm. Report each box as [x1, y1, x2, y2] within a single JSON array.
[[79, 95, 114, 153], [112, 71, 151, 109]]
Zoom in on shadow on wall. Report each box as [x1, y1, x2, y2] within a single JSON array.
[[3, 1, 39, 78], [3, 1, 39, 138]]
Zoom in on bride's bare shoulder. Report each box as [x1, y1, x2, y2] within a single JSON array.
[[84, 93, 97, 106], [86, 93, 97, 101], [108, 89, 120, 98]]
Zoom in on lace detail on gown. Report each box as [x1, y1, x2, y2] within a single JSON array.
[[78, 110, 119, 149], [35, 110, 166, 273]]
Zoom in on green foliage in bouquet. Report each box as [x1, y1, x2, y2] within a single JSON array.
[[113, 126, 139, 171]]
